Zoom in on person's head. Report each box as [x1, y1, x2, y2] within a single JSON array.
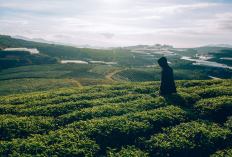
[[157, 57, 168, 68]]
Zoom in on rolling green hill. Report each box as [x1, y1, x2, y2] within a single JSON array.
[[0, 63, 210, 96], [0, 79, 232, 156], [0, 35, 131, 62], [0, 64, 120, 96]]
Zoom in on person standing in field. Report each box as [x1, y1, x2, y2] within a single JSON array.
[[157, 57, 176, 96]]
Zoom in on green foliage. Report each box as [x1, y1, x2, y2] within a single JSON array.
[[144, 120, 231, 157], [162, 92, 201, 108], [0, 115, 55, 140], [0, 64, 107, 81], [112, 68, 160, 82], [193, 96, 232, 123], [0, 78, 79, 96], [118, 57, 154, 67], [208, 49, 232, 66], [0, 57, 34, 69], [0, 49, 59, 69], [0, 50, 30, 58], [0, 79, 232, 156], [86, 49, 131, 61], [211, 149, 232, 157], [175, 79, 224, 88], [0, 130, 100, 156], [111, 68, 209, 82], [0, 58, 20, 69], [224, 116, 232, 131], [75, 78, 114, 86], [170, 48, 197, 57], [195, 86, 232, 98], [107, 146, 149, 157], [173, 69, 209, 80], [57, 98, 193, 127], [0, 63, 212, 96], [88, 65, 120, 75], [19, 90, 128, 117], [27, 54, 60, 65]]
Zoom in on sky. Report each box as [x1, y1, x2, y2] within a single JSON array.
[[0, 0, 232, 48]]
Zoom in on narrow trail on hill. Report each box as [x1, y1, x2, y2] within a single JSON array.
[[71, 79, 83, 87], [105, 69, 127, 82]]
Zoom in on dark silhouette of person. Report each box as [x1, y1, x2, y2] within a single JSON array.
[[157, 57, 176, 96]]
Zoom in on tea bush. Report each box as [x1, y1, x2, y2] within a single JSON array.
[[144, 120, 232, 157], [0, 79, 231, 156], [193, 96, 232, 123]]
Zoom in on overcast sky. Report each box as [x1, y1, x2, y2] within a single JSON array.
[[0, 0, 232, 48]]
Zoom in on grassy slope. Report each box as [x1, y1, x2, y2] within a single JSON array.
[[0, 63, 210, 96], [0, 64, 120, 96], [0, 79, 232, 156], [0, 78, 78, 96], [111, 68, 209, 82]]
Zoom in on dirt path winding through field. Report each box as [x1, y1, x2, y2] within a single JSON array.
[[71, 79, 83, 87], [105, 69, 127, 82]]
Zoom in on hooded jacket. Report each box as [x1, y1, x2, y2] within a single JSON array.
[[157, 57, 176, 95]]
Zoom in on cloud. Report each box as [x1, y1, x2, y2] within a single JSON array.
[[53, 34, 73, 39], [123, 2, 219, 16], [190, 11, 232, 33], [0, 1, 60, 11], [0, 20, 28, 24], [58, 18, 97, 30], [0, 0, 232, 47], [215, 12, 232, 30], [100, 33, 115, 39], [163, 3, 218, 14], [23, 29, 40, 34]]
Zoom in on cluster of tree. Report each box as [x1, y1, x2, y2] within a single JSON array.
[[0, 54, 59, 69], [171, 49, 198, 57], [0, 50, 30, 58], [169, 59, 204, 70], [0, 46, 60, 69], [169, 58, 231, 79], [0, 58, 32, 69], [167, 59, 210, 79], [208, 49, 232, 66], [205, 67, 231, 79]]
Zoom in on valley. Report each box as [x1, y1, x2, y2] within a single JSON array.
[[0, 34, 232, 156]]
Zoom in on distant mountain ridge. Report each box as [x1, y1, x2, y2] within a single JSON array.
[[192, 45, 232, 54], [10, 35, 232, 50], [203, 44, 232, 48], [11, 35, 105, 49]]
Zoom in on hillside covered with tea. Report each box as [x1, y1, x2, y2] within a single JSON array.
[[0, 79, 232, 156]]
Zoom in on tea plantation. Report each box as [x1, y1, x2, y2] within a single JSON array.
[[0, 63, 210, 96], [0, 79, 232, 156]]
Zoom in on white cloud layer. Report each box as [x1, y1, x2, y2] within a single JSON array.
[[0, 0, 232, 47]]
